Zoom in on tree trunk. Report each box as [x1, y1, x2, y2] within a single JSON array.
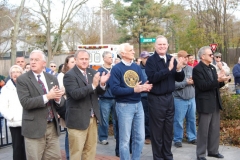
[[11, 0, 25, 65], [46, 0, 52, 65]]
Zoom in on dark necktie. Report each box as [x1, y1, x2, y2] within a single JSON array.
[[83, 71, 94, 117], [206, 67, 213, 81], [37, 75, 54, 121], [83, 71, 88, 83]]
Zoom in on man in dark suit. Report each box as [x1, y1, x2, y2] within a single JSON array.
[[192, 46, 230, 160], [63, 49, 110, 160], [16, 50, 65, 160], [145, 35, 185, 160]]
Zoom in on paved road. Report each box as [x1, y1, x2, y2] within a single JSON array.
[[1, 132, 240, 160]]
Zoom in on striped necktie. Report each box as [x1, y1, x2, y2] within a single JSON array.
[[37, 75, 54, 121]]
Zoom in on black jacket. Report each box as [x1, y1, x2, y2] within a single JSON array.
[[145, 52, 185, 95], [192, 61, 224, 113]]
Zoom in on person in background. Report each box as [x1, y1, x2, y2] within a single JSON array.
[[0, 65, 26, 160], [135, 57, 142, 65], [63, 50, 110, 160], [0, 75, 5, 92], [16, 50, 65, 160], [98, 51, 116, 145], [193, 46, 230, 160], [24, 63, 30, 73], [5, 56, 26, 82], [145, 35, 185, 160], [114, 58, 121, 65], [232, 57, 240, 94], [16, 56, 26, 70], [212, 52, 230, 90], [110, 43, 152, 160], [139, 51, 151, 144], [173, 50, 197, 148], [187, 55, 198, 67], [49, 61, 58, 77], [0, 74, 6, 139], [56, 55, 75, 160], [212, 53, 230, 74], [58, 64, 64, 74]]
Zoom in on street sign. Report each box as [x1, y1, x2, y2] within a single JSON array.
[[140, 38, 156, 43], [209, 43, 218, 52]]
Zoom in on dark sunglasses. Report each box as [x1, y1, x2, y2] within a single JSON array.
[[215, 56, 221, 58], [51, 66, 56, 67], [205, 54, 213, 57]]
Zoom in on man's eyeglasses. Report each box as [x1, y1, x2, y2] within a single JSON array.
[[51, 66, 56, 67], [215, 56, 221, 58], [205, 54, 213, 57]]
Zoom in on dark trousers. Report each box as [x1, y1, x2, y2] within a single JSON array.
[[148, 93, 174, 160], [141, 96, 150, 139], [196, 108, 220, 158], [9, 127, 26, 160]]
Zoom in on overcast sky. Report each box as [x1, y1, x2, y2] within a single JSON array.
[[7, 0, 240, 22]]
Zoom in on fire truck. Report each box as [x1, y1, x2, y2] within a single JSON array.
[[77, 44, 120, 70]]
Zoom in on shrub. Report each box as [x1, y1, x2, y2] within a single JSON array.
[[221, 93, 240, 120]]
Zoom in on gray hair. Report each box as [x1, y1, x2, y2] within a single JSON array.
[[118, 43, 132, 58], [155, 35, 168, 44], [74, 49, 90, 58], [9, 65, 23, 78], [198, 46, 211, 59], [102, 51, 112, 58], [30, 50, 47, 62]]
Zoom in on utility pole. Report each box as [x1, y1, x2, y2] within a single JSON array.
[[100, 0, 103, 45]]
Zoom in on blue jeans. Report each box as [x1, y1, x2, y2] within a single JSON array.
[[65, 128, 69, 160], [0, 113, 3, 135], [116, 101, 145, 160], [236, 89, 240, 94], [98, 98, 116, 141], [173, 97, 197, 142]]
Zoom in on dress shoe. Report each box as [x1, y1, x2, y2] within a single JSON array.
[[208, 153, 224, 158], [174, 142, 182, 148], [197, 157, 207, 160], [189, 139, 197, 145]]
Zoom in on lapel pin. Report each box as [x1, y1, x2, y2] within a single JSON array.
[[50, 82, 53, 84]]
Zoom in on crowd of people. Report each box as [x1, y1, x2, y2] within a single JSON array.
[[0, 34, 237, 160]]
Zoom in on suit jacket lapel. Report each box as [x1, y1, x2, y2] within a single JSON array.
[[28, 71, 44, 95], [210, 64, 217, 80], [86, 68, 93, 84], [200, 61, 213, 81], [73, 66, 88, 85], [44, 72, 55, 91]]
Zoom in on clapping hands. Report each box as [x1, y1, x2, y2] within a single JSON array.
[[47, 85, 64, 101], [93, 72, 110, 88], [134, 81, 152, 93]]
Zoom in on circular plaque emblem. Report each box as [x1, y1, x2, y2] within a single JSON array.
[[124, 70, 139, 88]]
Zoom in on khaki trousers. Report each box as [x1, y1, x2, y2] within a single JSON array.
[[24, 122, 61, 160], [68, 117, 97, 160]]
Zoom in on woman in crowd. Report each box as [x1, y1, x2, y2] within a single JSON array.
[[24, 63, 30, 72], [57, 55, 75, 160], [58, 64, 64, 74], [0, 65, 26, 160]]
